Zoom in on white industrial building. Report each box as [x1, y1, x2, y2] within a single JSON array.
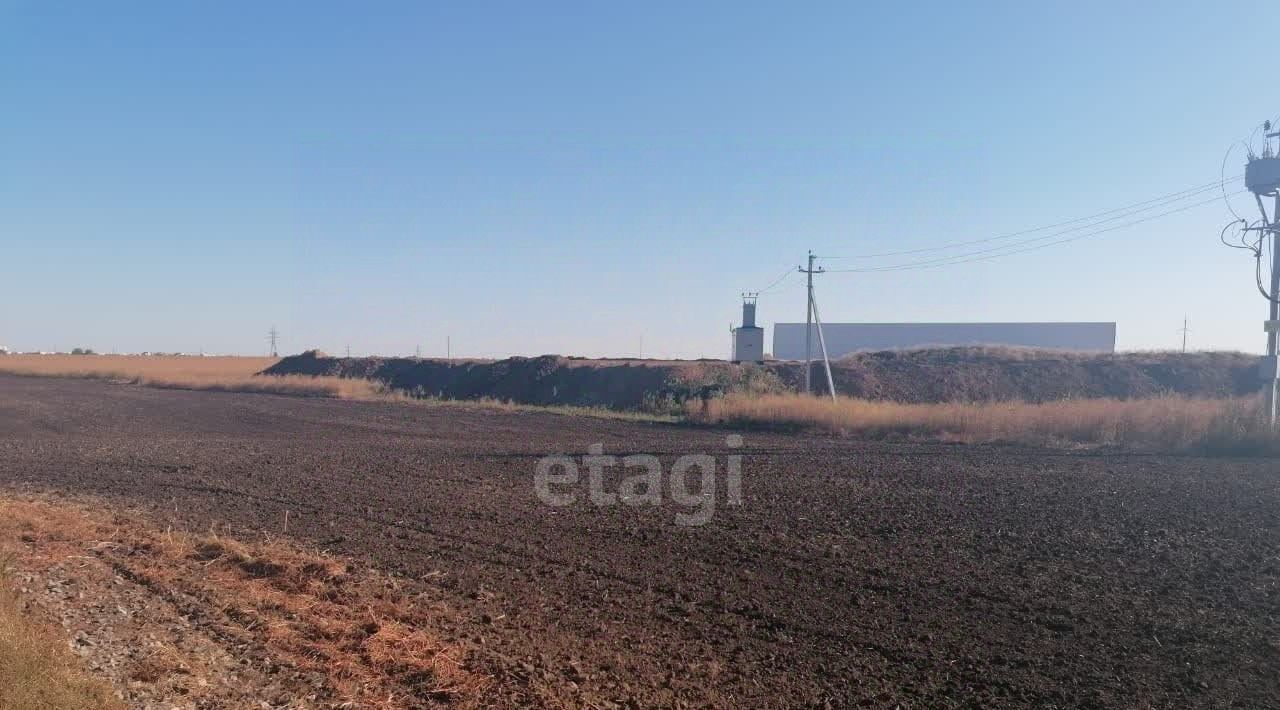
[[772, 322, 1116, 360]]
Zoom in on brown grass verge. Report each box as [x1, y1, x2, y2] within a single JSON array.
[[139, 373, 406, 399], [0, 494, 489, 708], [0, 354, 277, 379], [0, 563, 123, 710], [689, 393, 1280, 453], [0, 354, 412, 401]]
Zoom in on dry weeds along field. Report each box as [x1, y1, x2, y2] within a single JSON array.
[[0, 354, 403, 401], [689, 392, 1278, 453], [1, 374, 1278, 708], [0, 494, 490, 709]]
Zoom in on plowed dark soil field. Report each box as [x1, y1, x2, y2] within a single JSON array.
[[2, 374, 1278, 708]]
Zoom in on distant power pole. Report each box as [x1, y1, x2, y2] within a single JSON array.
[[798, 251, 825, 395], [268, 326, 279, 357], [1179, 317, 1191, 354], [447, 336, 452, 362], [346, 344, 351, 358], [415, 344, 421, 358]]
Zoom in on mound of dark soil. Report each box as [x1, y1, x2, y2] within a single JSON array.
[[265, 351, 693, 409], [771, 347, 1263, 403], [263, 348, 1263, 408]]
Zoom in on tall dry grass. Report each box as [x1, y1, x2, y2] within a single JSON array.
[[0, 354, 275, 380], [0, 354, 402, 401], [690, 393, 1278, 453]]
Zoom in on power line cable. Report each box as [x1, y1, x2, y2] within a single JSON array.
[[1222, 144, 1248, 221], [1221, 218, 1254, 251], [754, 266, 796, 294], [1258, 230, 1280, 304], [825, 192, 1239, 273], [822, 176, 1240, 260]]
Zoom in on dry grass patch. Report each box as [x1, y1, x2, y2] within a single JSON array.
[[0, 354, 407, 401], [0, 561, 123, 710], [412, 395, 678, 423], [141, 372, 406, 400], [691, 393, 1279, 452], [174, 535, 480, 705], [0, 495, 488, 708], [0, 353, 276, 379]]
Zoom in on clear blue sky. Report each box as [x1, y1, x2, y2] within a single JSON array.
[[2, 1, 1276, 357]]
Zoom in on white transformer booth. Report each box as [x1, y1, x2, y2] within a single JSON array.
[[731, 294, 765, 363]]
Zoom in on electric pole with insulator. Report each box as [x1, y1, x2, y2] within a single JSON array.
[[1222, 119, 1280, 427], [268, 326, 279, 358], [799, 250, 824, 394]]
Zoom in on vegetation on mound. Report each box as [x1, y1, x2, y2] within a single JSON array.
[[771, 347, 1262, 403], [266, 347, 1264, 410], [640, 364, 786, 415]]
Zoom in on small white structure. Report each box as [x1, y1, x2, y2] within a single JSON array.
[[0, 345, 8, 355], [731, 295, 765, 363]]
